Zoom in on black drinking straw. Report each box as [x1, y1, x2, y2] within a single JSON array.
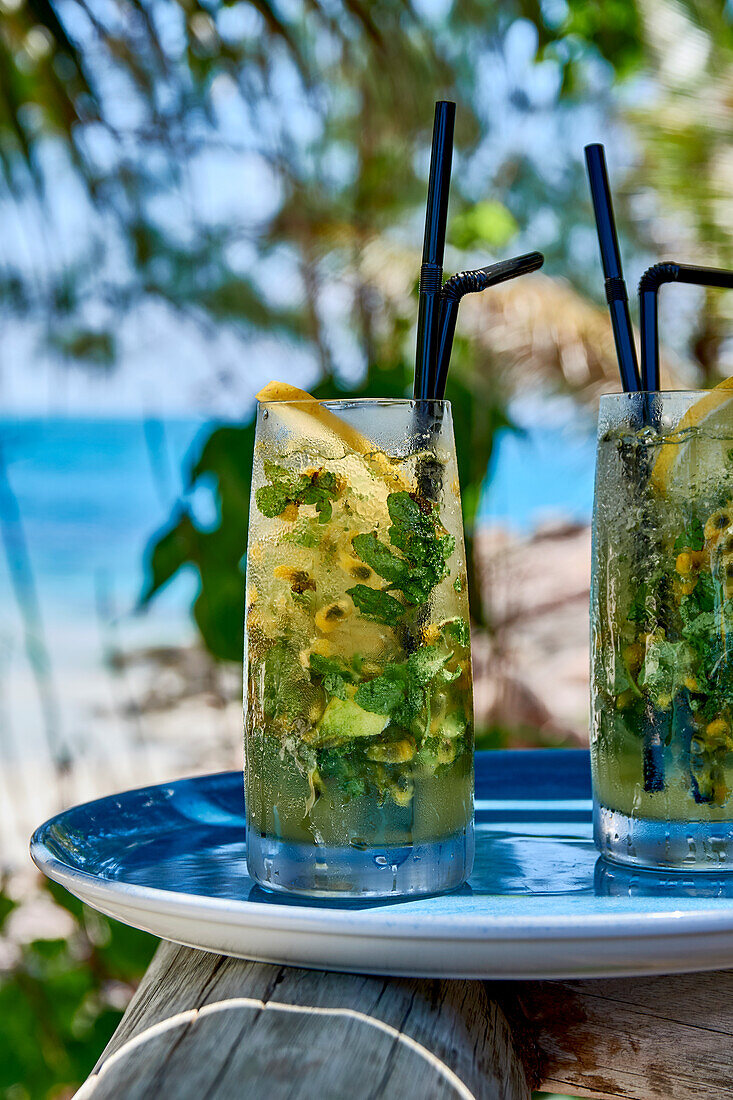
[[584, 144, 640, 394], [640, 262, 733, 392], [433, 252, 544, 400], [585, 146, 664, 790], [414, 101, 456, 401]]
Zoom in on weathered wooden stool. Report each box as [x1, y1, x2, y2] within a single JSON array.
[[77, 942, 733, 1098]]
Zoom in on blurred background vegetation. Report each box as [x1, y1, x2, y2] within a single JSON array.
[[0, 0, 731, 1095]]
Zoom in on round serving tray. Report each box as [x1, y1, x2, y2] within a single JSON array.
[[30, 750, 733, 979]]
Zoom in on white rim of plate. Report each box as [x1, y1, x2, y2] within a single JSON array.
[[30, 834, 733, 944]]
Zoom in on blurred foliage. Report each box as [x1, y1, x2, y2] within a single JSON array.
[[531, 0, 644, 85], [475, 725, 577, 751], [0, 0, 726, 655], [0, 0, 727, 373], [0, 878, 155, 1100], [0, 0, 686, 362], [629, 0, 733, 380], [449, 201, 520, 251]]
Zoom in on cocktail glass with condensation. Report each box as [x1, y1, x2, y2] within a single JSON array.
[[592, 388, 733, 869], [244, 395, 474, 897]]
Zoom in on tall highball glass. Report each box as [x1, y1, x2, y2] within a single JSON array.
[[592, 391, 733, 869], [244, 398, 474, 897]]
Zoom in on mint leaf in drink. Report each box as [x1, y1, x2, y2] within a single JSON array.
[[346, 585, 405, 626], [351, 533, 410, 587], [314, 498, 332, 522], [255, 484, 293, 518], [406, 644, 451, 684], [638, 636, 698, 704], [354, 645, 453, 724], [352, 530, 433, 604], [308, 653, 355, 701], [354, 669, 408, 715], [695, 571, 717, 612], [282, 519, 323, 547], [674, 518, 704, 552], [388, 491, 454, 585], [302, 469, 342, 522], [441, 617, 470, 649], [255, 462, 343, 521], [349, 491, 455, 620], [262, 641, 309, 722], [263, 460, 302, 487], [318, 747, 369, 799]]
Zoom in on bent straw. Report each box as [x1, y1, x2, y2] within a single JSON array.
[[584, 144, 640, 394], [639, 262, 733, 392], [433, 252, 544, 400], [414, 101, 456, 401]]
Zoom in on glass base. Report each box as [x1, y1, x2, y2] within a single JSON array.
[[595, 803, 733, 870], [246, 824, 474, 899]]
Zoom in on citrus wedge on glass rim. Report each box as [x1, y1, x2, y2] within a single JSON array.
[[650, 378, 733, 501], [255, 381, 411, 491]]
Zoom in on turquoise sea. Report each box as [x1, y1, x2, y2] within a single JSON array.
[[0, 415, 596, 632]]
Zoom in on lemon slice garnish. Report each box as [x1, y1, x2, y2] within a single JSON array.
[[651, 378, 733, 500], [256, 381, 410, 491]]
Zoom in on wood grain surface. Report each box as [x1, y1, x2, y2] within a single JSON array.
[[77, 940, 733, 1099], [514, 971, 733, 1100], [77, 941, 534, 1099]]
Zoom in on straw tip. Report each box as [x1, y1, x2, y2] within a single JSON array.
[[433, 101, 457, 125], [584, 144, 607, 169]]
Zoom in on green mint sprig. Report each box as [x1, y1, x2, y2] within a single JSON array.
[[255, 461, 342, 523], [347, 491, 454, 626], [354, 645, 459, 728]]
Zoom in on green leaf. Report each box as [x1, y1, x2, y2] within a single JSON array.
[[441, 617, 470, 648], [318, 748, 368, 799], [349, 491, 454, 621], [263, 461, 303, 490], [639, 637, 697, 701], [262, 641, 308, 722], [696, 572, 717, 613], [347, 585, 405, 625], [255, 484, 292, 517], [139, 509, 198, 604], [282, 519, 323, 547], [388, 491, 454, 587], [309, 653, 355, 700], [351, 532, 410, 586], [674, 518, 704, 552], [255, 463, 341, 522], [612, 654, 635, 696], [353, 644, 451, 722], [192, 568, 245, 662], [449, 201, 519, 250], [407, 644, 451, 684], [354, 668, 407, 714]]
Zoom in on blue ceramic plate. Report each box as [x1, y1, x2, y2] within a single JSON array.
[[30, 750, 733, 979]]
